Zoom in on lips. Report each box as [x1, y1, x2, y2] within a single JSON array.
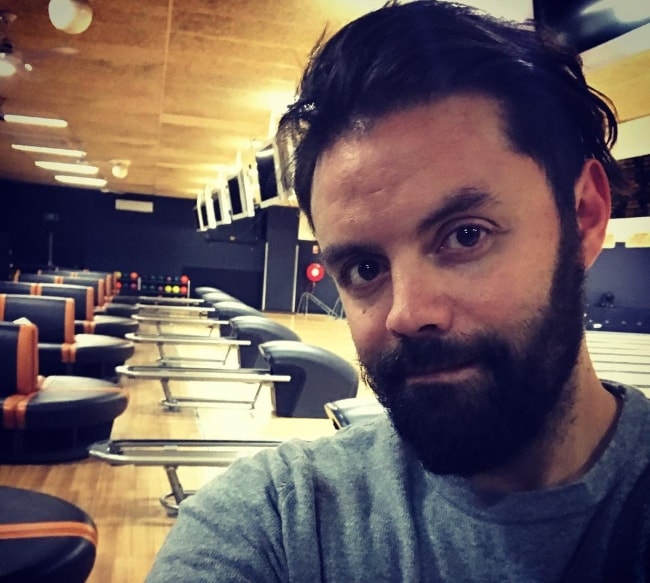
[[405, 360, 477, 383]]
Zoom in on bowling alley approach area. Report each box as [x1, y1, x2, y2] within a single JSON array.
[[0, 275, 368, 582]]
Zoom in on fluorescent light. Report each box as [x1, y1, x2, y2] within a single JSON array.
[[55, 175, 107, 187], [12, 144, 86, 157], [36, 161, 99, 174], [115, 199, 154, 213], [2, 114, 68, 128]]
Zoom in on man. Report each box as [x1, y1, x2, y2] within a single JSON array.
[[147, 2, 650, 581]]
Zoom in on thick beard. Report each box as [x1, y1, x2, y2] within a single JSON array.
[[361, 218, 586, 477]]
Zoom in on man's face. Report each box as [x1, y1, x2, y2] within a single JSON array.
[[311, 95, 586, 476]]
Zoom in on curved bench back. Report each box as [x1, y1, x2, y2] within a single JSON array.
[[230, 316, 301, 368], [212, 300, 263, 319], [15, 273, 63, 284], [0, 294, 75, 344], [41, 269, 113, 297], [260, 340, 359, 418], [202, 290, 237, 304], [0, 322, 38, 396], [39, 284, 94, 322], [61, 276, 105, 307], [0, 281, 38, 295]]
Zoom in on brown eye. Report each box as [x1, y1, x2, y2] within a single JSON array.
[[339, 257, 388, 293], [456, 225, 482, 247], [441, 224, 489, 251], [356, 261, 380, 281]]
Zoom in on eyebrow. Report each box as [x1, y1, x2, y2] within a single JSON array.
[[319, 187, 500, 269], [415, 187, 498, 237], [320, 242, 384, 271]]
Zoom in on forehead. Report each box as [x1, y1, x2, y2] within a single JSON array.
[[310, 95, 545, 240]]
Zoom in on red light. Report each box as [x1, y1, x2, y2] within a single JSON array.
[[306, 262, 325, 283]]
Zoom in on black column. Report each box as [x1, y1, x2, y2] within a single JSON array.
[[262, 206, 299, 311]]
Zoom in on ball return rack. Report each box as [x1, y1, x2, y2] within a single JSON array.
[[124, 332, 249, 368], [116, 362, 291, 411], [131, 314, 227, 337], [89, 438, 281, 515]]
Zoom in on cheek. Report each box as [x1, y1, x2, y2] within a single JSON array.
[[459, 257, 557, 330], [341, 300, 387, 359]]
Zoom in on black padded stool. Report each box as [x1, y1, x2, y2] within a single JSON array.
[[0, 294, 135, 380], [260, 340, 360, 418], [0, 485, 97, 582], [324, 396, 386, 429], [101, 301, 138, 318], [229, 315, 300, 367], [0, 321, 129, 462], [201, 290, 238, 303]]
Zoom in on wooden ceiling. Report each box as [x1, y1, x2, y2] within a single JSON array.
[[0, 0, 648, 201]]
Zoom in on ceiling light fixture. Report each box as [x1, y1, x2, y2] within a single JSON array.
[[48, 0, 93, 35], [2, 113, 68, 128], [12, 144, 86, 157], [54, 175, 106, 188], [110, 159, 131, 179], [36, 160, 98, 174]]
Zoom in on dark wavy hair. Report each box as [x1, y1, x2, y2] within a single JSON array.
[[278, 0, 624, 230]]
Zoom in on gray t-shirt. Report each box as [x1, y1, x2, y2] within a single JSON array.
[[146, 383, 650, 582]]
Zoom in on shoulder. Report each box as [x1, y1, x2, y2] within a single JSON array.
[[607, 382, 650, 425], [186, 415, 410, 511], [241, 415, 406, 489], [146, 417, 416, 581]]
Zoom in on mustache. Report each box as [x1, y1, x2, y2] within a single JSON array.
[[362, 333, 510, 384]]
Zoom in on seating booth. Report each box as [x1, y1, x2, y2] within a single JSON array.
[[0, 321, 128, 463], [0, 486, 97, 582], [0, 294, 135, 379], [39, 283, 137, 337], [0, 281, 37, 295]]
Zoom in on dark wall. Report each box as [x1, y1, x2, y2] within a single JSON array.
[[0, 232, 10, 280], [1, 179, 267, 306], [586, 244, 650, 310], [262, 206, 300, 311]]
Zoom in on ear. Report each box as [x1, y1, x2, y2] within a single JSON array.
[[574, 159, 611, 269]]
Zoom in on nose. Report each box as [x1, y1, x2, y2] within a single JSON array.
[[385, 264, 454, 338]]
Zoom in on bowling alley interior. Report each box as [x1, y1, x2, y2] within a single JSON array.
[[0, 1, 649, 581]]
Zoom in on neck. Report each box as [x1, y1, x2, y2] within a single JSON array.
[[470, 342, 620, 494]]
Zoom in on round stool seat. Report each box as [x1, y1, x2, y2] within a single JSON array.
[[0, 486, 97, 582], [101, 302, 138, 317]]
